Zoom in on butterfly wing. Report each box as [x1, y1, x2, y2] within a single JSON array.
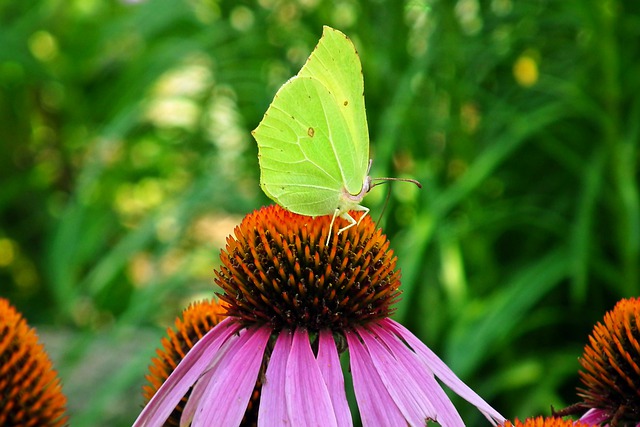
[[255, 76, 355, 216], [298, 26, 370, 197], [252, 26, 370, 217]]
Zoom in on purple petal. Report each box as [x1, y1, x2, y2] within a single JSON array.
[[317, 330, 353, 427], [580, 408, 610, 424], [191, 325, 272, 426], [382, 318, 506, 425], [181, 332, 241, 426], [358, 325, 456, 426], [368, 323, 465, 427], [346, 331, 407, 426], [286, 328, 338, 427], [180, 367, 214, 427], [258, 330, 293, 425], [133, 318, 241, 427]]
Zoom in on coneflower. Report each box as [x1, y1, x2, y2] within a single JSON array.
[[133, 205, 505, 426], [0, 297, 68, 427], [575, 297, 640, 426]]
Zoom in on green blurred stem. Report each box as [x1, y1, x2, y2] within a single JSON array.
[[598, 1, 640, 292]]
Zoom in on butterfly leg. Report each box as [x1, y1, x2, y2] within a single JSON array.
[[337, 212, 357, 234], [328, 206, 371, 245], [337, 205, 370, 235], [339, 204, 370, 231], [326, 208, 340, 245], [355, 205, 369, 226]]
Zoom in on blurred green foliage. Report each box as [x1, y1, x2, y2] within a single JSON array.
[[1, 0, 639, 425]]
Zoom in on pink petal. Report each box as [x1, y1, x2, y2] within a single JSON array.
[[368, 323, 465, 427], [317, 330, 353, 427], [346, 331, 407, 426], [286, 328, 338, 427], [180, 367, 214, 427], [357, 326, 437, 426], [180, 332, 240, 427], [383, 318, 506, 425], [191, 325, 272, 426], [258, 330, 293, 425], [579, 408, 610, 424], [133, 318, 241, 427]]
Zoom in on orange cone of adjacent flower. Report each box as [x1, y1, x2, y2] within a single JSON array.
[[552, 297, 640, 426], [0, 297, 68, 427], [576, 297, 640, 426], [499, 416, 592, 427]]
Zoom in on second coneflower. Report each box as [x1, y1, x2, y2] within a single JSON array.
[[133, 205, 505, 426], [576, 297, 640, 426], [0, 298, 68, 427], [499, 416, 592, 427]]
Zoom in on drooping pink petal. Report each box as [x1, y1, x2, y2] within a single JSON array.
[[356, 325, 440, 426], [286, 328, 338, 427], [180, 332, 240, 427], [179, 370, 211, 427], [191, 325, 272, 426], [383, 318, 506, 425], [346, 331, 407, 426], [133, 318, 241, 427], [579, 408, 610, 424], [368, 322, 465, 427], [317, 330, 353, 427], [258, 330, 293, 426]]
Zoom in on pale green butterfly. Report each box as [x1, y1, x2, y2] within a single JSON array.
[[252, 26, 420, 244]]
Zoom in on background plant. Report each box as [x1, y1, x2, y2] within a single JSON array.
[[0, 0, 638, 425]]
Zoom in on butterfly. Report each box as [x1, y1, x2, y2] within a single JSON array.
[[252, 26, 420, 244]]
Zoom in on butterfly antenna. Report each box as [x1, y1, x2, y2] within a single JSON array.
[[371, 177, 422, 189], [372, 176, 422, 228]]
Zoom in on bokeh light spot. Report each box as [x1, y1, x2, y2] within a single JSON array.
[[0, 238, 16, 267], [513, 54, 539, 87], [230, 6, 255, 31], [28, 31, 59, 62]]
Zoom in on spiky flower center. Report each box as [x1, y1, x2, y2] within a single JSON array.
[[0, 298, 67, 427], [578, 297, 640, 425], [215, 205, 401, 332], [500, 416, 592, 427]]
